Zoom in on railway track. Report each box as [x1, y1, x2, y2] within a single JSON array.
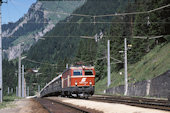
[[90, 95, 170, 111], [34, 97, 97, 113]]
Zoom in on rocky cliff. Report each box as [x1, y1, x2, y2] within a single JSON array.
[[2, 1, 85, 60]]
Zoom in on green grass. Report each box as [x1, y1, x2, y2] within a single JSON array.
[[12, 33, 35, 46], [0, 95, 21, 109], [95, 43, 170, 93]]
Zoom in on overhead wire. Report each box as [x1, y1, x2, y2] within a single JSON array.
[[28, 2, 170, 19], [23, 58, 65, 67], [110, 57, 122, 63], [5, 35, 95, 39], [24, 58, 79, 68], [5, 35, 169, 40], [29, 3, 92, 18], [23, 56, 107, 67], [5, 21, 170, 24], [31, 3, 170, 18], [81, 56, 123, 64], [95, 4, 170, 18], [82, 57, 107, 63]]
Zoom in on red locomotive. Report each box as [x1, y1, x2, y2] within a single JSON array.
[[40, 66, 95, 98], [62, 66, 95, 97]]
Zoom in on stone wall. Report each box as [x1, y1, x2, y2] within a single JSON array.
[[149, 71, 170, 98], [106, 70, 170, 98]]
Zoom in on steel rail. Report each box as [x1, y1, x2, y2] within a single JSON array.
[[34, 97, 53, 113], [90, 95, 170, 111], [45, 98, 89, 113], [35, 97, 90, 113]]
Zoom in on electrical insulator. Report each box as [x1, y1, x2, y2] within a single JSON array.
[[147, 16, 150, 26]]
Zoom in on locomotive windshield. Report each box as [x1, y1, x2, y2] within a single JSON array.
[[84, 69, 93, 75], [73, 70, 82, 76]]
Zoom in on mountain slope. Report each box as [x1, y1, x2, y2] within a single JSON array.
[[2, 1, 85, 60]]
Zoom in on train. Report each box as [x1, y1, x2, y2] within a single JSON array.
[[40, 66, 95, 98]]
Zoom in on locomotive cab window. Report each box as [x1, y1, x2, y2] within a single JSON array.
[[84, 70, 93, 75], [73, 70, 82, 76]]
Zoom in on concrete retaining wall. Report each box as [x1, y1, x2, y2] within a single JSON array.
[[106, 70, 170, 98]]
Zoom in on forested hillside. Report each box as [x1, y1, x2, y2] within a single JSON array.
[[23, 0, 130, 94], [22, 0, 170, 95], [26, 0, 129, 65]]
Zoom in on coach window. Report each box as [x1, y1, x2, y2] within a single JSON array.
[[73, 70, 82, 76], [84, 70, 93, 75]]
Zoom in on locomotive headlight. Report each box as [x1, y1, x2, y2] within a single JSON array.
[[90, 81, 92, 85], [75, 81, 77, 86]]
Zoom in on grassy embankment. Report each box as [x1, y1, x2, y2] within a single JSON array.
[[0, 95, 21, 109], [95, 42, 170, 94]]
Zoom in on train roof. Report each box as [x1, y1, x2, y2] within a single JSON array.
[[40, 74, 62, 93], [69, 66, 94, 69]]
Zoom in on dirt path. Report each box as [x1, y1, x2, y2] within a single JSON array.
[[0, 98, 48, 113]]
